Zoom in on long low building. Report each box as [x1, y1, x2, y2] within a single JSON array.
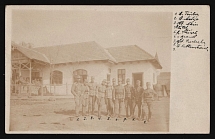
[[11, 41, 162, 96]]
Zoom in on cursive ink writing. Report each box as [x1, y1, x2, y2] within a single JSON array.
[[173, 11, 208, 51]]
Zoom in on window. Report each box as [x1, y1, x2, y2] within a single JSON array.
[[50, 70, 63, 85], [73, 69, 87, 83], [118, 69, 126, 84]]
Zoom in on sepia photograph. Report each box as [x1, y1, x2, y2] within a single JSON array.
[[5, 5, 209, 134]]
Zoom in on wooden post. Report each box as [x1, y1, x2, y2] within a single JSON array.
[[18, 61, 21, 96], [14, 69, 16, 94], [54, 83, 56, 96], [29, 60, 31, 97], [41, 69, 43, 97], [49, 64, 52, 96], [66, 83, 68, 95]]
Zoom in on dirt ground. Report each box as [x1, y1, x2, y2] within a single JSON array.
[[9, 97, 170, 133]]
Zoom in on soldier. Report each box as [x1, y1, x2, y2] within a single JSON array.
[[105, 81, 114, 117], [124, 78, 135, 118], [132, 80, 144, 120], [112, 78, 117, 87], [88, 76, 98, 115], [113, 78, 125, 118], [143, 82, 157, 122], [82, 79, 90, 116], [111, 78, 117, 115], [97, 79, 107, 118], [71, 75, 84, 117]]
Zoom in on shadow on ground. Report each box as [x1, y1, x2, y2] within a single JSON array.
[[54, 109, 109, 117], [54, 110, 75, 115]]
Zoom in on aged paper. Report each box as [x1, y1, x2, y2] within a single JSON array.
[[5, 5, 210, 134]]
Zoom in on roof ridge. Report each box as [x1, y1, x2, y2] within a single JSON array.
[[17, 45, 50, 63], [106, 45, 135, 49], [93, 42, 117, 62], [104, 49, 117, 63], [33, 41, 96, 49], [134, 45, 155, 59]]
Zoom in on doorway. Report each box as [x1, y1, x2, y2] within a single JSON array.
[[132, 72, 143, 87]]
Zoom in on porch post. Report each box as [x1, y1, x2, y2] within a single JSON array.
[[14, 69, 16, 94], [18, 60, 21, 95], [66, 82, 68, 95], [49, 64, 52, 95], [29, 60, 32, 97], [41, 69, 44, 97], [54, 83, 56, 96]]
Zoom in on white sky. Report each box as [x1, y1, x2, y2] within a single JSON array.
[[11, 9, 172, 72]]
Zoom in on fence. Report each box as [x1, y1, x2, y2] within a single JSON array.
[[10, 83, 74, 97]]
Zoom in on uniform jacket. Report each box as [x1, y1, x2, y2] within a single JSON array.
[[134, 86, 144, 102], [71, 82, 84, 97], [124, 84, 134, 99], [97, 85, 106, 98], [83, 85, 90, 99], [105, 86, 113, 98], [143, 88, 156, 102], [88, 82, 97, 96], [113, 85, 125, 99]]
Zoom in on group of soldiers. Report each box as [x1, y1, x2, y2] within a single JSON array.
[[71, 75, 157, 123]]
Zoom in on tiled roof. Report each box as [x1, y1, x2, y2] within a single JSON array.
[[106, 45, 162, 69], [33, 41, 116, 64], [12, 41, 162, 69], [12, 42, 50, 63]]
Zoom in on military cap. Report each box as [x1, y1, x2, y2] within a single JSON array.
[[126, 78, 130, 82], [136, 80, 141, 83], [146, 82, 151, 85], [76, 75, 81, 79], [84, 78, 88, 83]]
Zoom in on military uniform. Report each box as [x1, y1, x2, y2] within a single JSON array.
[[141, 101, 149, 122], [105, 83, 113, 116], [88, 82, 97, 115], [82, 84, 89, 116], [132, 86, 144, 119], [113, 83, 125, 118], [124, 84, 134, 118], [97, 82, 106, 118], [71, 77, 84, 117], [143, 88, 156, 120], [111, 78, 117, 116]]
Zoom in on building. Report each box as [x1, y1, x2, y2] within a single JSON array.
[[157, 72, 171, 96], [11, 41, 162, 96]]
